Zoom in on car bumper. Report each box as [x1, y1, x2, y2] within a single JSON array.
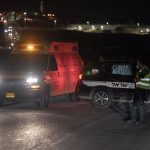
[[0, 84, 42, 102]]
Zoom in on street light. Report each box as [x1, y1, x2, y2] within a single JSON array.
[[92, 25, 95, 30], [101, 25, 104, 30], [54, 20, 57, 26], [106, 22, 109, 25], [146, 29, 149, 32], [86, 21, 90, 25], [78, 25, 82, 30]]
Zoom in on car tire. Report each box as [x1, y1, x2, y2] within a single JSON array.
[[40, 85, 50, 108], [0, 98, 4, 106], [75, 81, 81, 102], [69, 93, 77, 102], [91, 87, 113, 109]]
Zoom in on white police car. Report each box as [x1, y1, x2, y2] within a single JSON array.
[[76, 60, 140, 108]]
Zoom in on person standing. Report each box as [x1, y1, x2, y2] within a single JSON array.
[[132, 58, 150, 124]]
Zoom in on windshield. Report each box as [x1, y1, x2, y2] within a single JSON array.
[[0, 53, 48, 72]]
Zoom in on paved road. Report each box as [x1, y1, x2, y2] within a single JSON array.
[[0, 96, 150, 150]]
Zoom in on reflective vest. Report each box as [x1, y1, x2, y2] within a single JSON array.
[[136, 72, 150, 90]]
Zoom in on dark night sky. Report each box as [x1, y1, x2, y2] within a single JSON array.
[[1, 0, 150, 23]]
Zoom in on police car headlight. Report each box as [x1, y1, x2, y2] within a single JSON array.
[[26, 77, 38, 84]]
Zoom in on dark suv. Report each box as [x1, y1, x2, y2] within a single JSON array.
[[76, 60, 141, 108]]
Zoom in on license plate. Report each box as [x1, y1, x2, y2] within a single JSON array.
[[5, 92, 15, 98]]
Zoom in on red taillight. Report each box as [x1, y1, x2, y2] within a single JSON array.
[[79, 74, 82, 80]]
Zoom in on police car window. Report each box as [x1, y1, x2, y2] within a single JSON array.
[[112, 64, 132, 75], [48, 55, 58, 71]]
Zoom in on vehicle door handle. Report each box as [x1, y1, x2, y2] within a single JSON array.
[[58, 72, 59, 77]]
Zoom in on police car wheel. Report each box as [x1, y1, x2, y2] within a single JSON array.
[[92, 88, 112, 108]]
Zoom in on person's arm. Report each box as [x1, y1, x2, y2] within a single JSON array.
[[138, 68, 149, 78]]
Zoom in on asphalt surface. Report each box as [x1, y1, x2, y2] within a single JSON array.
[[1, 96, 150, 150]]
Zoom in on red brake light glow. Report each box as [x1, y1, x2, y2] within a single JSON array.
[[79, 74, 82, 80]]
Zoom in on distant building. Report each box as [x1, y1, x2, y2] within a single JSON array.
[[65, 24, 150, 35], [40, 0, 44, 14]]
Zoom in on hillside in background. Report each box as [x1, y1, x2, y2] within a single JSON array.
[[18, 29, 150, 61]]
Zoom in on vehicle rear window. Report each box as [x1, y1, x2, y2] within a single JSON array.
[[111, 64, 132, 75], [82, 62, 133, 80], [82, 62, 107, 79]]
